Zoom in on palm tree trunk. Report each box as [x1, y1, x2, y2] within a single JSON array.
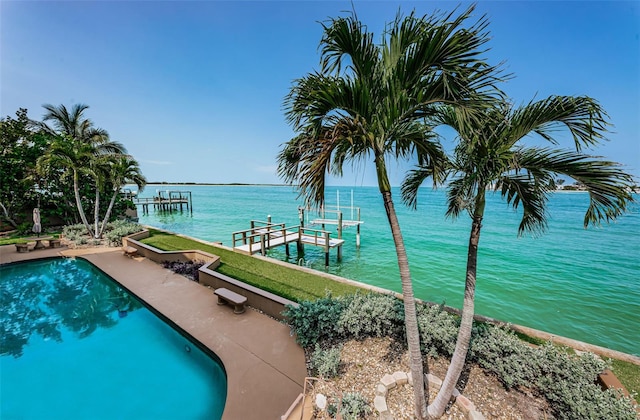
[[73, 170, 95, 238], [428, 196, 484, 418], [99, 187, 119, 238], [94, 184, 100, 239], [376, 155, 428, 419]]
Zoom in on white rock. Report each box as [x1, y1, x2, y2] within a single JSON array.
[[315, 393, 327, 410]]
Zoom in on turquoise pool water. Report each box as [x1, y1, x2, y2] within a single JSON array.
[[0, 258, 227, 420]]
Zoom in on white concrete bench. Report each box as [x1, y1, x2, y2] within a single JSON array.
[[214, 288, 247, 314]]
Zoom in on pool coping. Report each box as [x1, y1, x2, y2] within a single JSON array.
[[0, 245, 307, 420]]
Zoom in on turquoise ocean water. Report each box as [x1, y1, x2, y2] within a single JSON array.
[[134, 185, 639, 356]]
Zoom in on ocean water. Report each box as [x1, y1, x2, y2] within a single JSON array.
[[135, 185, 639, 356]]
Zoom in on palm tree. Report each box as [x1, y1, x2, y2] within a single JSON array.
[[277, 7, 503, 418], [39, 104, 125, 155], [402, 96, 635, 417], [37, 135, 98, 237], [35, 104, 127, 238], [98, 154, 146, 238]]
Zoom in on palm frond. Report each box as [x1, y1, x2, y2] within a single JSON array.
[[516, 147, 635, 227], [445, 176, 474, 219], [508, 96, 609, 151], [319, 13, 378, 78], [498, 174, 549, 236]]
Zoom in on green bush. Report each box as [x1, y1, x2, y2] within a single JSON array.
[[61, 221, 141, 247], [104, 220, 142, 246], [310, 344, 342, 378], [470, 324, 540, 388], [416, 303, 459, 357], [62, 224, 87, 238], [337, 293, 403, 339], [542, 382, 637, 420], [283, 293, 349, 347], [327, 392, 371, 420]]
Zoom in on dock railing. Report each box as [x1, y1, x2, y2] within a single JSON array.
[[299, 227, 332, 251], [232, 222, 299, 255]]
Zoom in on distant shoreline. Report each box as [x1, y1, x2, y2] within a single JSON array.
[[142, 182, 640, 193], [146, 182, 288, 187]]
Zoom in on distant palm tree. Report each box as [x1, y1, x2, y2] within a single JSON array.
[[277, 7, 503, 418], [402, 96, 635, 417], [98, 154, 146, 238], [36, 104, 127, 238]]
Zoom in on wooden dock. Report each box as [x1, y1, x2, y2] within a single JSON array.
[[232, 220, 344, 266], [300, 203, 363, 247], [134, 190, 193, 214]]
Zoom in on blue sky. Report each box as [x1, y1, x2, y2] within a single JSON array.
[[2, 1, 639, 186]]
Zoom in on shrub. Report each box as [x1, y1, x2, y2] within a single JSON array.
[[337, 293, 403, 338], [283, 293, 350, 348], [161, 260, 203, 281], [61, 221, 141, 247], [310, 343, 342, 378], [327, 392, 371, 420], [62, 224, 87, 238], [416, 303, 459, 357], [470, 324, 540, 388], [104, 220, 142, 246], [287, 293, 638, 419], [542, 381, 637, 420], [469, 324, 637, 418]]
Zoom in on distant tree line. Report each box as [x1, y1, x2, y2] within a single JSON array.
[[0, 104, 146, 238]]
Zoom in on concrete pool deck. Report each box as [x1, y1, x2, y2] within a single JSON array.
[[0, 244, 307, 419]]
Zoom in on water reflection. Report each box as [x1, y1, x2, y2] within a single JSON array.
[[1, 259, 141, 358]]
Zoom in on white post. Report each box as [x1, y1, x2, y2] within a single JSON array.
[[337, 190, 340, 213], [351, 189, 354, 220], [356, 207, 361, 247]]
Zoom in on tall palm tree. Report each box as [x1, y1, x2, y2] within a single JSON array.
[[35, 104, 127, 238], [402, 96, 635, 417], [98, 154, 146, 238], [277, 7, 503, 418], [39, 104, 125, 155], [37, 135, 98, 237]]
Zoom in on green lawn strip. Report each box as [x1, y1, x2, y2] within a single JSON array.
[[610, 359, 640, 403], [140, 230, 362, 302]]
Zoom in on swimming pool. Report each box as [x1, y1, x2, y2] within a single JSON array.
[[0, 257, 227, 419]]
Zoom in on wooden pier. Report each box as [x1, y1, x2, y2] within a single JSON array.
[[299, 204, 363, 247], [231, 219, 344, 266], [134, 190, 193, 214]]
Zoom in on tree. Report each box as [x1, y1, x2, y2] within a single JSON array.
[[37, 135, 98, 236], [98, 154, 146, 238], [402, 97, 635, 417], [0, 109, 50, 228], [277, 7, 503, 418], [36, 104, 128, 238]]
